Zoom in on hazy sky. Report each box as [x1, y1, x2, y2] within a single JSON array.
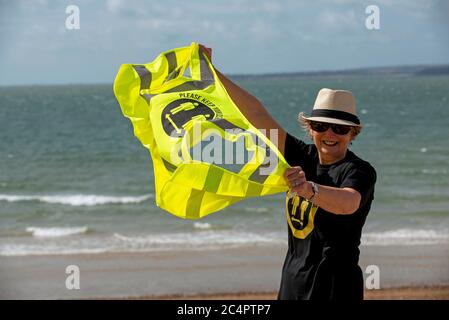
[[0, 0, 448, 85]]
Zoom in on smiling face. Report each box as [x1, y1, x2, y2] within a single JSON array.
[[310, 124, 354, 165]]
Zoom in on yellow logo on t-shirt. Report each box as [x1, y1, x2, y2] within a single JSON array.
[[285, 194, 318, 239]]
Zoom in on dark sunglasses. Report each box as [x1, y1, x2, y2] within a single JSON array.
[[309, 121, 352, 135]]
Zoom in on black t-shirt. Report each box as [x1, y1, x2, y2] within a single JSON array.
[[278, 133, 376, 300]]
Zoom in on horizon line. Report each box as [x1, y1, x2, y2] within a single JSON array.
[[1, 62, 448, 88]]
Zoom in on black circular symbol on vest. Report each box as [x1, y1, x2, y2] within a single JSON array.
[[161, 98, 215, 136]]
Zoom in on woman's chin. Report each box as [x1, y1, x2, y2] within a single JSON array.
[[319, 146, 345, 162], [320, 145, 338, 155]]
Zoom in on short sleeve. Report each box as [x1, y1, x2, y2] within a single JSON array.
[[340, 161, 377, 208], [284, 132, 315, 167]]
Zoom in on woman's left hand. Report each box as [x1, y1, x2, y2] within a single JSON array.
[[284, 166, 313, 199]]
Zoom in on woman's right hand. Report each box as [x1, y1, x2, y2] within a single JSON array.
[[284, 166, 313, 199], [284, 166, 306, 188]]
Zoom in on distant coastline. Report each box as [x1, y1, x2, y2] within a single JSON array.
[[231, 64, 449, 79]]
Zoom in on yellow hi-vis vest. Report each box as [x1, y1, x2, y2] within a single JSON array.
[[114, 42, 289, 219]]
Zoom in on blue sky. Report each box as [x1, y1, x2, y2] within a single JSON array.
[[0, 0, 448, 85]]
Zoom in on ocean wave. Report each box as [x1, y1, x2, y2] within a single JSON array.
[[113, 230, 283, 247], [0, 194, 153, 206], [193, 222, 212, 230], [362, 228, 449, 246], [26, 226, 89, 238], [0, 244, 108, 256], [2, 228, 449, 256], [244, 207, 268, 213], [421, 168, 448, 175], [0, 230, 285, 256]]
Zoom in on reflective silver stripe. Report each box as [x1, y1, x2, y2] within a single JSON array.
[[186, 189, 204, 219], [198, 47, 214, 81], [204, 165, 223, 194], [133, 65, 151, 88], [142, 94, 152, 104], [162, 158, 177, 172], [165, 52, 177, 75], [133, 65, 152, 105], [165, 69, 180, 82], [209, 118, 243, 131], [133, 65, 153, 104], [164, 80, 213, 93], [165, 52, 180, 81], [164, 48, 215, 93], [246, 183, 263, 197]]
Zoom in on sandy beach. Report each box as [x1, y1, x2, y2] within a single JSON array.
[[137, 285, 449, 300], [1, 243, 448, 300]]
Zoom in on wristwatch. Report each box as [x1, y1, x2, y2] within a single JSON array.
[[308, 182, 319, 201]]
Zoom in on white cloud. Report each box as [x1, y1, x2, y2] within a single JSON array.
[[0, 0, 447, 85], [106, 0, 125, 13], [22, 24, 47, 37], [249, 19, 282, 41], [376, 0, 435, 9], [317, 9, 358, 31], [18, 0, 48, 11], [256, 1, 284, 14]]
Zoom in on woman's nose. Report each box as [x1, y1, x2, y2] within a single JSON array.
[[323, 127, 336, 137]]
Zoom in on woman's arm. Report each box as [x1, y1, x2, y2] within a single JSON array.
[[216, 70, 287, 154], [305, 185, 361, 215], [284, 166, 361, 215], [200, 44, 286, 153]]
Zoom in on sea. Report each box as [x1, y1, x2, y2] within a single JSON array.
[[1, 74, 448, 257]]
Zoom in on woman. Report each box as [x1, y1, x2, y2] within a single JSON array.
[[206, 47, 376, 300], [278, 89, 377, 300]]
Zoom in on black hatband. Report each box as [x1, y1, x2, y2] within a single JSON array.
[[310, 109, 360, 125]]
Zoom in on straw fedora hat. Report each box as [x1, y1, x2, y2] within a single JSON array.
[[300, 88, 361, 127]]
